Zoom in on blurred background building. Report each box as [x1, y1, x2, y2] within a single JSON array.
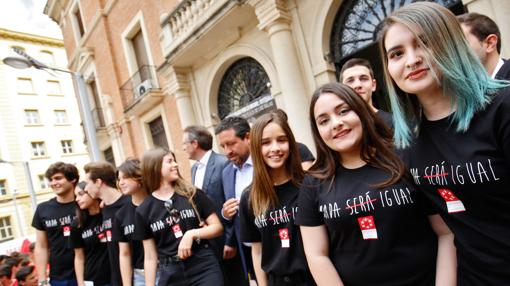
[[0, 28, 90, 243], [43, 0, 509, 174]]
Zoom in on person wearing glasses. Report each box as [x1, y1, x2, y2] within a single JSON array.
[[71, 181, 111, 286], [112, 159, 148, 286], [239, 112, 315, 286], [134, 149, 224, 286]]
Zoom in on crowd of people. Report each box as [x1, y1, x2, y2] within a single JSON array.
[[22, 3, 510, 286], [0, 247, 38, 286]]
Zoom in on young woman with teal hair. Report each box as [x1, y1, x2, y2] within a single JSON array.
[[380, 2, 510, 284]]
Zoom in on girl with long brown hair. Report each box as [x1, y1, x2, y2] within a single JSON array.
[[239, 112, 314, 286], [133, 149, 223, 286], [295, 82, 455, 285]]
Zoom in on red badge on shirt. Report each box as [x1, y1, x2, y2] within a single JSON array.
[[172, 224, 183, 238], [357, 216, 378, 240], [106, 230, 112, 242], [63, 226, 70, 237], [437, 188, 465, 213], [98, 232, 107, 243], [279, 228, 290, 248]]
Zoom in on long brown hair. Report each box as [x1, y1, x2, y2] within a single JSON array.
[[140, 148, 198, 206], [308, 82, 404, 188], [249, 112, 304, 217], [117, 158, 146, 194]]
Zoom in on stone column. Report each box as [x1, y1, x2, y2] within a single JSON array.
[[249, 0, 314, 148], [163, 66, 198, 128]]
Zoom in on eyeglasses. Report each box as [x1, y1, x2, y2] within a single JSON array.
[[164, 199, 180, 223]]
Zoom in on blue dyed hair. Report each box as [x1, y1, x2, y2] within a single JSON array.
[[378, 2, 509, 148]]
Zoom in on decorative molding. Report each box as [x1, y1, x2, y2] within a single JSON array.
[[0, 28, 64, 47], [248, 0, 291, 31], [162, 66, 191, 95]]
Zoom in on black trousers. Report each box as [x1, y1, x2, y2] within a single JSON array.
[[157, 246, 223, 286]]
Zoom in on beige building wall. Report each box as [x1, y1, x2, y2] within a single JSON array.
[[0, 28, 90, 241]]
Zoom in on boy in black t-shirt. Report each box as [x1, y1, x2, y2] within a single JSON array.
[[32, 162, 79, 286], [83, 162, 128, 286]]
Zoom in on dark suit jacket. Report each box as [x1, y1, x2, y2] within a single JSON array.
[[221, 162, 249, 276], [495, 58, 510, 80], [191, 151, 228, 216]]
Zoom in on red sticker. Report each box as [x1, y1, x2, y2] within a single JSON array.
[[172, 224, 183, 238], [63, 226, 70, 237], [357, 216, 378, 240], [278, 228, 290, 248], [437, 188, 466, 213]]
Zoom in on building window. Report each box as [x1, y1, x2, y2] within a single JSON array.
[[54, 110, 69, 124], [0, 180, 6, 196], [17, 78, 34, 94], [24, 109, 41, 125], [39, 50, 55, 66], [47, 80, 62, 95], [131, 29, 150, 81], [0, 217, 14, 242], [38, 175, 49, 189], [87, 79, 106, 128], [218, 57, 271, 119], [103, 147, 116, 167], [149, 116, 169, 150], [72, 4, 85, 40], [61, 140, 73, 154], [31, 142, 46, 157]]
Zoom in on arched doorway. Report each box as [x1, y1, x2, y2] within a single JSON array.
[[330, 0, 465, 111], [217, 57, 273, 120]]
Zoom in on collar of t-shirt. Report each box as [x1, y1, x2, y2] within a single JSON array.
[[234, 156, 253, 200], [491, 58, 505, 79], [194, 150, 212, 189]]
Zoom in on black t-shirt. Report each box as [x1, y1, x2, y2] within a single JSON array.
[[31, 198, 76, 280], [112, 201, 144, 269], [240, 181, 312, 279], [70, 214, 111, 284], [376, 110, 393, 129], [405, 88, 510, 285], [295, 165, 437, 286], [134, 190, 216, 258], [298, 142, 315, 162], [101, 195, 130, 286]]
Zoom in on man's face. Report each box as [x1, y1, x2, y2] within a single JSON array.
[[182, 132, 197, 160], [341, 65, 376, 104], [22, 270, 38, 286], [461, 24, 488, 65], [84, 173, 101, 199], [48, 173, 75, 197], [217, 128, 250, 167]]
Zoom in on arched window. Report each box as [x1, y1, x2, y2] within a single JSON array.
[[217, 57, 271, 119]]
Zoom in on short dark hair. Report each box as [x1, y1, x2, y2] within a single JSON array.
[[15, 266, 34, 282], [84, 161, 117, 188], [339, 58, 375, 81], [0, 264, 12, 279], [45, 162, 79, 186], [457, 12, 501, 54], [214, 116, 250, 139], [184, 125, 213, 150]]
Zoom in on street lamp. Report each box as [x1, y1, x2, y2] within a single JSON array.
[[0, 159, 37, 212], [2, 48, 101, 161]]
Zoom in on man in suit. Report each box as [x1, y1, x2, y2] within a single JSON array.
[[458, 13, 510, 80], [215, 116, 253, 286], [183, 125, 244, 285]]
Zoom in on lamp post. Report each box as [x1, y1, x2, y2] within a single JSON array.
[[11, 189, 27, 237], [0, 159, 37, 212], [2, 48, 101, 161]]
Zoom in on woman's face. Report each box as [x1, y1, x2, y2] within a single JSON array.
[[75, 186, 95, 210], [261, 122, 290, 172], [118, 171, 140, 195], [384, 22, 440, 97], [161, 153, 180, 183], [314, 92, 363, 157]]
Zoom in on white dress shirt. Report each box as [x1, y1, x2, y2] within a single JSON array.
[[491, 58, 505, 79], [193, 150, 212, 190], [233, 156, 253, 200]]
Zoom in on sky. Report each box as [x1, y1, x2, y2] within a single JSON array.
[[0, 0, 63, 39]]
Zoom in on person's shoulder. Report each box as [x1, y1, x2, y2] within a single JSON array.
[[136, 195, 155, 212], [221, 162, 235, 175]]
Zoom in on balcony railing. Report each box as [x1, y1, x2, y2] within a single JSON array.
[[120, 65, 160, 112]]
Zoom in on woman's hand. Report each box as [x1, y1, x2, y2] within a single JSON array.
[[177, 229, 196, 259]]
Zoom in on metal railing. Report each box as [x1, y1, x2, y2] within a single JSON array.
[[120, 65, 160, 110]]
